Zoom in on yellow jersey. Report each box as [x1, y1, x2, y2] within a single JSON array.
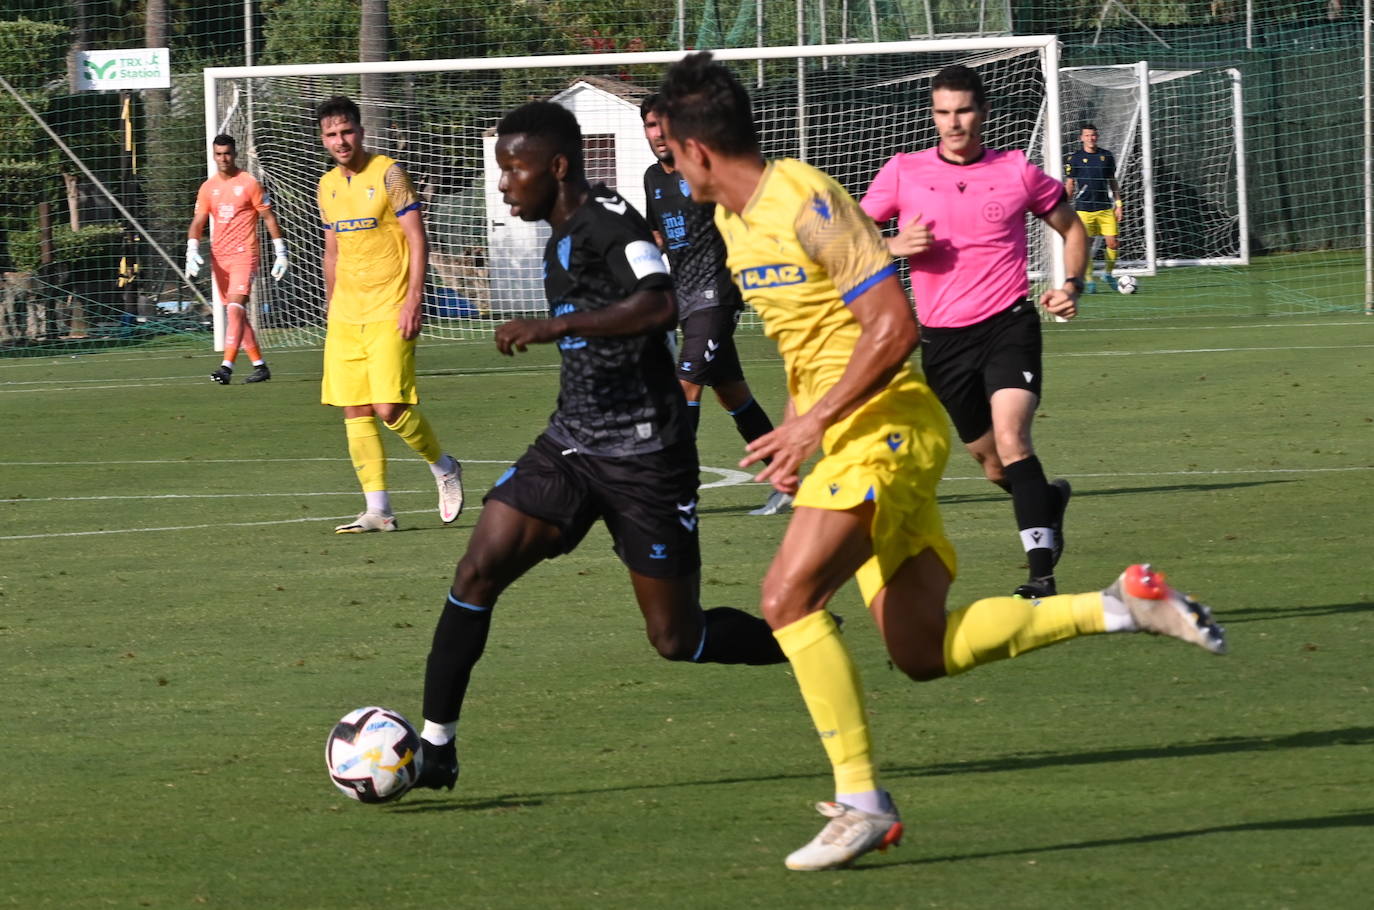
[[318, 153, 420, 324], [714, 158, 919, 445]]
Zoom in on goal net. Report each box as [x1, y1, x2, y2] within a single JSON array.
[[1061, 63, 1248, 276], [205, 37, 1062, 348]]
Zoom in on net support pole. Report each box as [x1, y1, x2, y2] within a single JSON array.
[[1365, 0, 1373, 313], [1042, 40, 1066, 292], [1137, 61, 1157, 273], [1228, 68, 1249, 266], [203, 68, 226, 351]]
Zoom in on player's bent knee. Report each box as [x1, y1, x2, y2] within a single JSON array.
[[647, 625, 699, 662], [891, 650, 948, 682]]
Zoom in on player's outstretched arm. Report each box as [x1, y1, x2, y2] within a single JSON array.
[[1039, 199, 1087, 319], [744, 274, 916, 492], [494, 288, 675, 356]]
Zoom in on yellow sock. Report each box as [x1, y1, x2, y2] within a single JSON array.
[[773, 610, 876, 795], [943, 593, 1106, 677], [384, 407, 442, 464], [1105, 246, 1119, 274], [345, 416, 387, 493]]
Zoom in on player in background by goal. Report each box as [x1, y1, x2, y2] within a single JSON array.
[[1064, 123, 1123, 293], [639, 93, 790, 516], [860, 65, 1082, 600], [315, 96, 464, 534], [657, 51, 1226, 872], [185, 133, 287, 385]]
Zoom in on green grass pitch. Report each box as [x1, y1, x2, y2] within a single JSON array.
[[2, 313, 1372, 908]]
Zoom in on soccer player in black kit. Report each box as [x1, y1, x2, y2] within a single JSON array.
[[641, 94, 790, 516], [415, 101, 786, 791]]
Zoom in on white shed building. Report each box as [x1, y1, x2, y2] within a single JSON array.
[[483, 76, 656, 313]]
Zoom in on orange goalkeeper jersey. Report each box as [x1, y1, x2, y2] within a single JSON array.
[[195, 170, 271, 262]]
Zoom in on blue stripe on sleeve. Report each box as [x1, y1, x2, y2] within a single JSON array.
[[841, 263, 898, 305], [396, 201, 421, 218]]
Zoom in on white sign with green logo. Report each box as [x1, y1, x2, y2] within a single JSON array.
[[76, 48, 171, 91]]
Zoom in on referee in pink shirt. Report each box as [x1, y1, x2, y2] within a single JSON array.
[[861, 64, 1088, 599]]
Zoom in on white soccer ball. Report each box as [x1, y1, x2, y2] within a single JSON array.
[[1116, 275, 1138, 294], [325, 706, 422, 803]]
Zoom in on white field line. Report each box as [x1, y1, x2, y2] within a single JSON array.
[[1, 465, 1366, 541], [0, 464, 756, 539], [0, 317, 1368, 375], [5, 340, 1374, 394]]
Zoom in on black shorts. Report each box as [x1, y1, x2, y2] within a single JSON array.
[[677, 306, 745, 387], [484, 433, 702, 578], [919, 300, 1043, 444]]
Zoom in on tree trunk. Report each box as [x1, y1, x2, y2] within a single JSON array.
[[359, 0, 392, 155]]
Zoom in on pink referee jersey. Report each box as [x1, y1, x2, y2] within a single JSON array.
[[194, 170, 271, 264], [861, 147, 1064, 329]]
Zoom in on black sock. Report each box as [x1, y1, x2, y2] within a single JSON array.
[[1003, 455, 1056, 581], [686, 401, 701, 437], [421, 592, 494, 725], [729, 396, 775, 445], [694, 606, 786, 665]]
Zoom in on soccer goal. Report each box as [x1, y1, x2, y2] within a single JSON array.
[[1060, 63, 1248, 275], [204, 36, 1065, 348]]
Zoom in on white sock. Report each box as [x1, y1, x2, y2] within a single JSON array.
[[252, 359, 265, 367], [364, 490, 391, 515], [221, 360, 233, 370], [837, 789, 894, 816], [429, 453, 457, 478], [421, 720, 455, 745], [1101, 591, 1138, 632]]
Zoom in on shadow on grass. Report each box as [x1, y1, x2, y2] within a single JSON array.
[[1218, 601, 1374, 623], [883, 726, 1374, 781], [388, 726, 1374, 811], [867, 808, 1374, 870], [938, 478, 1294, 506]]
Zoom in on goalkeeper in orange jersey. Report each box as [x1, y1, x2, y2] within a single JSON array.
[[186, 133, 287, 385]]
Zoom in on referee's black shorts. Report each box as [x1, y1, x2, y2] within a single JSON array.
[[919, 299, 1043, 444], [484, 432, 702, 578]]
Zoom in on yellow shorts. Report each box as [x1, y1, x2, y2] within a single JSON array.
[[321, 318, 418, 407], [1077, 209, 1119, 238], [794, 374, 958, 606]]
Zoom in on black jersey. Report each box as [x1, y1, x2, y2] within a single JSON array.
[[643, 163, 742, 319], [1064, 148, 1118, 211], [541, 184, 689, 457]]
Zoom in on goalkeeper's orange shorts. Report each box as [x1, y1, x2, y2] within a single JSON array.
[[212, 255, 257, 303]]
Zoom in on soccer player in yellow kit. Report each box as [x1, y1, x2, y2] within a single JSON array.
[[316, 96, 464, 533], [656, 52, 1227, 872]]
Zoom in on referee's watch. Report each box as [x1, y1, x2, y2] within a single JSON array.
[[1064, 276, 1085, 294]]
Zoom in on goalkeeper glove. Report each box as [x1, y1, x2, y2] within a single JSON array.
[[185, 239, 204, 279], [270, 237, 289, 281]]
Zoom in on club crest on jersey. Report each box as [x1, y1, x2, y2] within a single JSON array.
[[741, 264, 806, 289], [232, 185, 243, 196], [367, 186, 375, 200], [679, 177, 691, 198]]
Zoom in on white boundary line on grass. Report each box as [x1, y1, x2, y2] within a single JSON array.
[[0, 464, 756, 539], [2, 464, 1366, 541]]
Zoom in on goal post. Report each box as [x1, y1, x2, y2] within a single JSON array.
[[1061, 62, 1248, 278], [203, 36, 1064, 348]]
